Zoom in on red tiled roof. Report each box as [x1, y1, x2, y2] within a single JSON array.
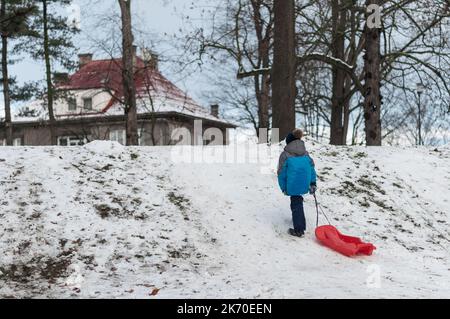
[[58, 57, 201, 113]]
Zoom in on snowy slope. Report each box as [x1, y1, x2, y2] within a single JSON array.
[[0, 141, 449, 298]]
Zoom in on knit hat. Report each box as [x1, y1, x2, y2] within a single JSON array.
[[285, 129, 304, 145]]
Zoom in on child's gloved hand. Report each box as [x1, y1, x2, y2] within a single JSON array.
[[309, 183, 317, 195]]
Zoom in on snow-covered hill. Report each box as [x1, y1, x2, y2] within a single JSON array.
[[0, 141, 449, 298]]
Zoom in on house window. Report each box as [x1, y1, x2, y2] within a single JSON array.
[[68, 98, 77, 111], [58, 136, 86, 146], [110, 129, 126, 145], [83, 98, 93, 111]]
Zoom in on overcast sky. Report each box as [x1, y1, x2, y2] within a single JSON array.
[[2, 0, 215, 112]]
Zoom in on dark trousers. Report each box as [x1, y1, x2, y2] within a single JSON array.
[[290, 196, 306, 232]]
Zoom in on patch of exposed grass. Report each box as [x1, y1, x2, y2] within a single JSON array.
[[325, 151, 339, 157], [372, 199, 394, 211], [332, 176, 393, 211], [94, 204, 119, 219], [167, 192, 191, 221], [357, 176, 386, 195], [353, 152, 368, 159], [0, 254, 72, 284]]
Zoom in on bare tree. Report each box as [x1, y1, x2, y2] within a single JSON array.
[[118, 0, 138, 145], [16, 0, 79, 145], [363, 0, 382, 145], [296, 0, 449, 146], [271, 0, 296, 140], [1, 0, 13, 145], [184, 0, 273, 139], [1, 0, 35, 145]]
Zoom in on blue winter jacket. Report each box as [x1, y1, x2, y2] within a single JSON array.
[[277, 140, 317, 196]]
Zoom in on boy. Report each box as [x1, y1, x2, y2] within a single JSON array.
[[277, 129, 317, 237]]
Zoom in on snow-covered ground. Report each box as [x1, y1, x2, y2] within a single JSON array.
[[0, 140, 449, 298]]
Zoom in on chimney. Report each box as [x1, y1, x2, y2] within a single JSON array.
[[141, 48, 159, 70], [210, 104, 219, 118], [53, 72, 69, 86], [78, 53, 93, 68]]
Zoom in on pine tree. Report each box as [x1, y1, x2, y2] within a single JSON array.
[[17, 0, 79, 145], [1, 0, 36, 145]]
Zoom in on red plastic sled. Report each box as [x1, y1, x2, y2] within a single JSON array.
[[315, 225, 376, 257]]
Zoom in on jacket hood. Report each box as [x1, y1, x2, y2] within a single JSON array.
[[285, 139, 307, 156]]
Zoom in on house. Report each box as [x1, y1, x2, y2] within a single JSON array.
[[0, 47, 235, 146]]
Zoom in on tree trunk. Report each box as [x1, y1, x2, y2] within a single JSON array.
[[363, 0, 382, 146], [255, 45, 270, 141], [342, 76, 353, 143], [271, 0, 296, 141], [118, 0, 138, 146], [1, 0, 12, 145], [254, 71, 270, 141], [258, 72, 270, 131], [42, 0, 57, 145], [250, 0, 271, 142], [330, 0, 348, 145]]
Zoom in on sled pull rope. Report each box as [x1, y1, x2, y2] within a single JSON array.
[[314, 194, 332, 227]]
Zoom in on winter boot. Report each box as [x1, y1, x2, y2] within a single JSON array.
[[289, 228, 305, 238]]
